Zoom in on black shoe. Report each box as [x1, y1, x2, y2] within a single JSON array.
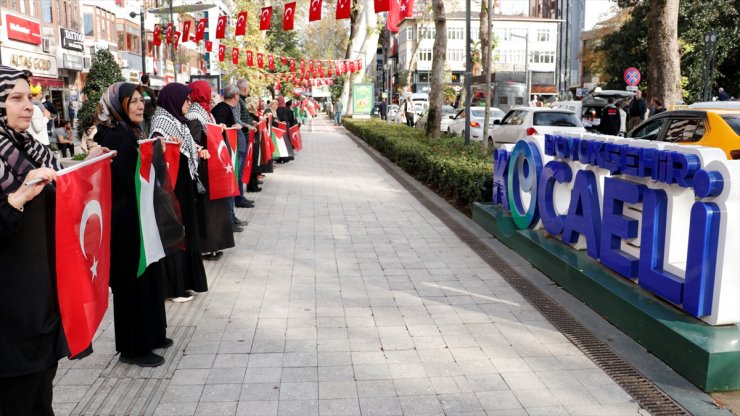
[[256, 180, 264, 185], [232, 225, 244, 233], [120, 352, 165, 367], [233, 219, 248, 226], [235, 201, 254, 208], [202, 251, 223, 261], [247, 186, 262, 193], [158, 338, 174, 349], [243, 198, 255, 204]]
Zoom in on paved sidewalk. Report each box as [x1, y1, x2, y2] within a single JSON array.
[[53, 116, 649, 415]]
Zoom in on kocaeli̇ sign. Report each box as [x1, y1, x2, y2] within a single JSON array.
[[492, 134, 739, 325], [5, 13, 42, 45]]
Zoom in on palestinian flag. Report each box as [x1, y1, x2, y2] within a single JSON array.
[[225, 127, 240, 188], [135, 139, 184, 276], [271, 125, 289, 159]]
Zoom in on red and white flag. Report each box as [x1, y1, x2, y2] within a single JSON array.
[[232, 47, 239, 65], [218, 44, 226, 62], [173, 31, 181, 49], [374, 0, 390, 12], [281, 56, 287, 65], [387, 0, 414, 32], [336, 0, 351, 19], [153, 24, 162, 46], [283, 2, 296, 30], [55, 153, 114, 358], [300, 59, 306, 73], [205, 40, 213, 52], [260, 6, 273, 30], [259, 121, 273, 164], [165, 23, 173, 44], [235, 11, 248, 35], [242, 130, 255, 184], [181, 21, 192, 43], [206, 124, 239, 200], [257, 53, 264, 68], [290, 59, 296, 72], [216, 15, 228, 39], [247, 50, 254, 66], [309, 0, 323, 21], [195, 18, 207, 42], [268, 55, 275, 71], [163, 141, 181, 188]]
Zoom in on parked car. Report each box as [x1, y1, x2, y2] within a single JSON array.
[[626, 107, 740, 160], [553, 90, 635, 132], [416, 105, 457, 132], [447, 107, 506, 141], [491, 107, 586, 146], [394, 100, 429, 125], [388, 104, 399, 120]]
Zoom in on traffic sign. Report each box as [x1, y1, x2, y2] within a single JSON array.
[[626, 85, 639, 91], [624, 67, 641, 86]]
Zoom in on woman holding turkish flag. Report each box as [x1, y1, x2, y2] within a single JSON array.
[[149, 83, 209, 302], [185, 81, 235, 260]]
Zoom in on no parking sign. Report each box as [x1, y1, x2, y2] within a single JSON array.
[[624, 67, 641, 86]]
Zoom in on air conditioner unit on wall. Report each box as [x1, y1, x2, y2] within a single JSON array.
[[42, 38, 51, 53]]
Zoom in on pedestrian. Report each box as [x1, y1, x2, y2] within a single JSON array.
[[245, 97, 264, 193], [79, 120, 99, 155], [718, 87, 730, 101], [649, 98, 665, 116], [380, 99, 388, 120], [185, 80, 235, 261], [43, 94, 58, 136], [0, 65, 68, 416], [94, 82, 171, 367], [405, 98, 415, 128], [276, 96, 296, 163], [140, 74, 158, 135], [326, 100, 333, 117], [235, 79, 256, 208], [54, 120, 75, 157], [598, 98, 621, 136], [29, 85, 51, 146], [627, 90, 647, 132], [67, 100, 75, 121], [149, 83, 209, 303], [335, 99, 343, 125]]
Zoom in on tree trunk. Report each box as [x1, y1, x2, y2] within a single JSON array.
[[339, 0, 379, 117], [647, 0, 681, 107], [425, 0, 447, 139], [481, 0, 492, 150]]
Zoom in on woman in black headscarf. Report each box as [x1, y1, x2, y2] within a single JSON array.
[[94, 82, 170, 367], [0, 66, 68, 415], [149, 83, 208, 301]]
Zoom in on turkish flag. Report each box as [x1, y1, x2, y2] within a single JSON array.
[[281, 56, 287, 65], [218, 44, 226, 62], [374, 0, 390, 12], [153, 24, 162, 46], [268, 55, 275, 71], [206, 123, 239, 199], [309, 60, 314, 72], [260, 6, 273, 30], [235, 11, 248, 35], [165, 23, 173, 44], [300, 59, 306, 73], [216, 15, 228, 39], [195, 18, 207, 42], [259, 120, 273, 164], [336, 0, 351, 19], [357, 60, 363, 70], [309, 0, 323, 21], [290, 59, 296, 72], [283, 2, 296, 30], [173, 31, 181, 49], [246, 50, 254, 66], [205, 40, 213, 52], [388, 0, 414, 32], [182, 21, 192, 43], [257, 53, 264, 68], [242, 131, 255, 184], [232, 47, 239, 65], [328, 69, 333, 77], [342, 61, 348, 73], [55, 153, 114, 357]]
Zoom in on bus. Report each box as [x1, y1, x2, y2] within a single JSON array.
[[469, 81, 527, 113]]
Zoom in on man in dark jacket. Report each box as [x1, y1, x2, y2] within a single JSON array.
[[43, 95, 58, 135], [140, 74, 158, 135], [235, 79, 256, 208], [627, 90, 647, 132], [598, 98, 621, 136]]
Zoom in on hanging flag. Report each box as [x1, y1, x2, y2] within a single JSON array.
[[195, 18, 208, 42], [257, 53, 264, 68], [283, 2, 296, 31], [218, 44, 226, 62], [290, 59, 296, 72], [173, 31, 181, 49], [300, 59, 306, 73], [181, 21, 192, 43], [55, 152, 114, 357], [374, 0, 390, 12], [216, 15, 228, 39], [268, 55, 275, 71], [342, 61, 348, 73], [205, 40, 213, 52], [165, 23, 173, 44], [260, 6, 273, 31], [153, 24, 162, 46], [387, 0, 414, 32], [357, 59, 363, 71], [308, 60, 314, 72], [206, 124, 239, 200], [232, 47, 239, 65], [281, 56, 287, 65], [235, 11, 248, 35], [328, 69, 333, 77], [336, 0, 351, 19], [241, 130, 255, 185], [309, 0, 323, 21], [246, 50, 254, 66]]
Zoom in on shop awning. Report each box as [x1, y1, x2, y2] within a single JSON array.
[[32, 76, 64, 88]]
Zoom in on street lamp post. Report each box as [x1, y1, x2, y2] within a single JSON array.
[[130, 9, 147, 77], [464, 0, 471, 145], [703, 30, 718, 101], [386, 58, 394, 124], [510, 31, 530, 104]]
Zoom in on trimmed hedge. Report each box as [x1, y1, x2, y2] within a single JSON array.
[[344, 119, 493, 210]]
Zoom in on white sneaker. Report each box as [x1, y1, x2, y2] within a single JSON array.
[[169, 296, 194, 303]]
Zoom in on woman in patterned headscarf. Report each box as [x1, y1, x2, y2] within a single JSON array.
[[185, 80, 234, 260], [149, 83, 208, 302], [94, 82, 171, 368]]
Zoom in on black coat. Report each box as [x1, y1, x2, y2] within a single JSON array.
[[276, 107, 296, 128], [212, 102, 237, 126]]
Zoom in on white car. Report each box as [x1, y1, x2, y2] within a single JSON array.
[[447, 107, 507, 141], [490, 107, 586, 146], [416, 105, 457, 132]]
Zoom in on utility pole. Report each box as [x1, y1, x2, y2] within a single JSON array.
[[464, 0, 472, 145]]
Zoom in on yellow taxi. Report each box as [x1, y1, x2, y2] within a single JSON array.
[[627, 102, 740, 159]]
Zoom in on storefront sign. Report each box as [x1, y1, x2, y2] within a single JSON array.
[[493, 134, 740, 325], [63, 53, 84, 71], [5, 13, 42, 45], [60, 28, 85, 52], [2, 48, 58, 78]]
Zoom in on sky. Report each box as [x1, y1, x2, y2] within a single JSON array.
[[584, 0, 618, 30]]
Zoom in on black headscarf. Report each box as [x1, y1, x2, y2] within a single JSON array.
[[0, 66, 61, 193], [156, 83, 190, 123], [95, 82, 143, 129]]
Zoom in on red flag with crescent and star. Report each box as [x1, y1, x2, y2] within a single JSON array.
[[290, 59, 296, 72], [247, 50, 254, 66], [259, 121, 273, 164], [232, 47, 239, 65], [268, 55, 275, 71], [181, 21, 192, 43], [216, 15, 228, 39], [242, 130, 255, 184], [387, 0, 414, 32], [309, 0, 323, 21], [153, 24, 162, 46], [206, 123, 239, 200], [336, 0, 351, 19], [283, 2, 296, 30], [205, 40, 213, 52], [165, 23, 173, 43], [55, 152, 114, 358], [195, 18, 207, 42], [260, 6, 273, 30], [173, 31, 181, 49], [235, 11, 248, 35], [257, 53, 264, 68], [218, 44, 226, 62]]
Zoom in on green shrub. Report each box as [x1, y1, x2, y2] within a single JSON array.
[[344, 119, 493, 210]]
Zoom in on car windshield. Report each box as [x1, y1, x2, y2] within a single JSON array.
[[471, 109, 504, 118], [721, 115, 740, 135], [533, 112, 582, 127], [442, 105, 456, 114]]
